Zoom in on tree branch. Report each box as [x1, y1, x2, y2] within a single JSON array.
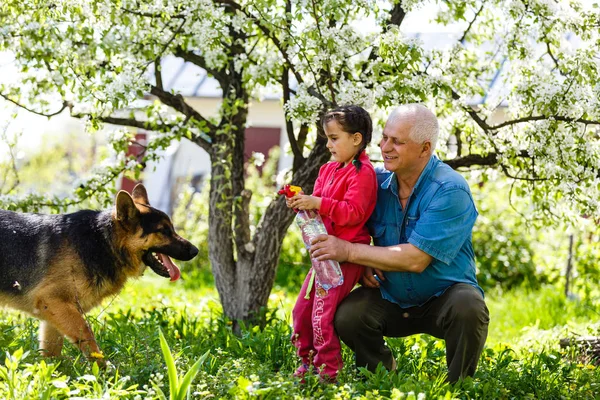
[[121, 7, 185, 19], [490, 115, 600, 130], [213, 0, 304, 85], [149, 85, 216, 132], [154, 57, 163, 90], [448, 87, 492, 132], [452, 126, 462, 157], [310, 0, 337, 104], [297, 124, 309, 155], [69, 113, 213, 152], [0, 94, 70, 118], [541, 33, 569, 78], [282, 67, 303, 163], [71, 114, 168, 130], [387, 2, 406, 28], [444, 153, 498, 169], [173, 48, 229, 87], [15, 163, 131, 211], [458, 3, 485, 43], [361, 2, 405, 77], [500, 161, 549, 182], [160, 18, 186, 59], [139, 18, 187, 78], [443, 150, 538, 172]]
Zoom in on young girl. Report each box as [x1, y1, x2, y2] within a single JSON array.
[[286, 105, 378, 382]]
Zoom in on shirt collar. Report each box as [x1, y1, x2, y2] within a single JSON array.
[[381, 155, 439, 198]]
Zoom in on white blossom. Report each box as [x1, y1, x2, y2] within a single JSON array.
[[283, 84, 323, 124], [251, 151, 265, 167]]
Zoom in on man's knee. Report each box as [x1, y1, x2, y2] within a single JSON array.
[[334, 287, 376, 338], [446, 284, 490, 326], [335, 291, 362, 333]]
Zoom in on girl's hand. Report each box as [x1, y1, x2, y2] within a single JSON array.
[[285, 197, 294, 208], [290, 194, 321, 210], [285, 190, 304, 208]]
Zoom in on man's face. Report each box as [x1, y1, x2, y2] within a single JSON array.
[[379, 118, 429, 175]]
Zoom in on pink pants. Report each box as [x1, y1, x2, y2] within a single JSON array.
[[291, 262, 364, 378]]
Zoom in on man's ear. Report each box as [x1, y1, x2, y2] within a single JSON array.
[[116, 190, 140, 224], [132, 184, 150, 205], [420, 141, 431, 157]]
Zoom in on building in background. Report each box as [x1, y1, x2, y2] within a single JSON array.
[[122, 54, 293, 212]]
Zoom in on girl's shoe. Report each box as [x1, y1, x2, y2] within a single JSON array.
[[294, 363, 311, 377]]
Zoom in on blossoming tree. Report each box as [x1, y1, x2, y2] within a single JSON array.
[[0, 0, 599, 323]]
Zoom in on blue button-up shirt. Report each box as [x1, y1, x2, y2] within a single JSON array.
[[367, 156, 483, 308]]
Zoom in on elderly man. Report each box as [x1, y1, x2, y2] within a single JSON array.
[[310, 104, 489, 382]]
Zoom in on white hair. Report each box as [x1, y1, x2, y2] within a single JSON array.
[[387, 104, 439, 151]]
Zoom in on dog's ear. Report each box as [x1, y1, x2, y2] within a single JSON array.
[[132, 184, 150, 205], [116, 190, 140, 224]]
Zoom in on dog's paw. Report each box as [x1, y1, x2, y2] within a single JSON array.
[[89, 352, 107, 369]]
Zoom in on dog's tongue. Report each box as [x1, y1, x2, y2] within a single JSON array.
[[159, 253, 181, 281]]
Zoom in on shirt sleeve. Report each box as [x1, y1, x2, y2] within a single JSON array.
[[319, 167, 377, 227], [408, 187, 478, 265]]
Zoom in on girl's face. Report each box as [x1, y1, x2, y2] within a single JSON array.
[[324, 120, 363, 166]]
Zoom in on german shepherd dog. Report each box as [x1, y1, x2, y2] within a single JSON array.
[[0, 184, 198, 363]]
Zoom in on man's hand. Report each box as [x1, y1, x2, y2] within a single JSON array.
[[289, 194, 321, 210], [309, 234, 350, 262], [360, 267, 385, 288]]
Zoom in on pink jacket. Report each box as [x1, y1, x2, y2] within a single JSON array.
[[313, 151, 377, 245]]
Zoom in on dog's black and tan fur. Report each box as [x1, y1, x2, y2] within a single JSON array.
[[0, 184, 198, 362]]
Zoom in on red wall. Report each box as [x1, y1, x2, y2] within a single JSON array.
[[244, 127, 281, 173], [119, 127, 281, 191], [120, 133, 147, 193]]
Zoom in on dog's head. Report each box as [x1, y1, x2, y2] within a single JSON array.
[[114, 184, 199, 281]]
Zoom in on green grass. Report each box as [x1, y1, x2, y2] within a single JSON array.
[[0, 273, 599, 399], [487, 285, 600, 346]]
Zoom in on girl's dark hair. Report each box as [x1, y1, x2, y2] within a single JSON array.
[[321, 105, 372, 170]]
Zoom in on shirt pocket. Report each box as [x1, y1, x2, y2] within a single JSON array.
[[405, 215, 419, 239], [370, 223, 387, 246]]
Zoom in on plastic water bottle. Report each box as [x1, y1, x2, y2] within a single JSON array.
[[295, 209, 344, 290]]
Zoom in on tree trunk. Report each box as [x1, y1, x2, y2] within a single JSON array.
[[208, 125, 330, 323], [565, 233, 574, 297], [208, 125, 237, 318], [204, 22, 333, 324], [234, 139, 332, 321]]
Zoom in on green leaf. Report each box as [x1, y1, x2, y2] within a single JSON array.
[[176, 351, 209, 400], [158, 328, 179, 399], [92, 361, 99, 377]]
